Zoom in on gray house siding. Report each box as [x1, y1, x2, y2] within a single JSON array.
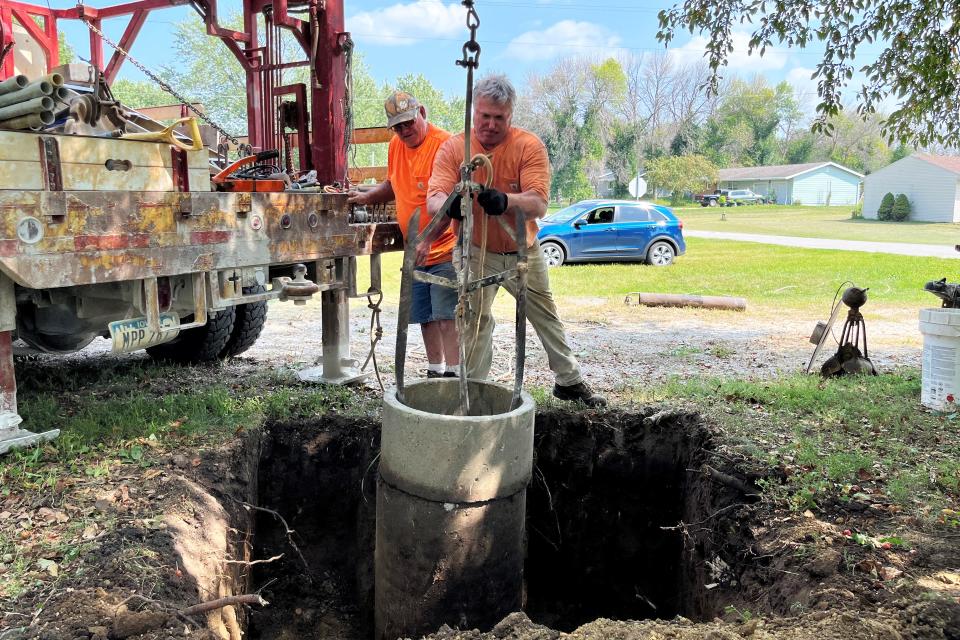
[[862, 156, 958, 222]]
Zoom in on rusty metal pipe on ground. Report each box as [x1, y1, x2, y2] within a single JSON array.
[[0, 81, 53, 109], [0, 97, 54, 122], [0, 76, 27, 97], [0, 111, 54, 130], [625, 292, 748, 311]]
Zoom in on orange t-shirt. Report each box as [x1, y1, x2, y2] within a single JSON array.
[[388, 123, 455, 265], [428, 127, 549, 253]]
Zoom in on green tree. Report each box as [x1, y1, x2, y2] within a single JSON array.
[[110, 79, 176, 110], [815, 110, 891, 173], [645, 154, 717, 205], [892, 194, 910, 221], [519, 58, 618, 201], [702, 77, 801, 167], [58, 33, 74, 64], [657, 0, 960, 147], [394, 73, 466, 134], [890, 144, 912, 163], [877, 192, 895, 220]]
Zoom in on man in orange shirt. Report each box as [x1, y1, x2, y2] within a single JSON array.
[[426, 75, 606, 406], [349, 91, 460, 378]]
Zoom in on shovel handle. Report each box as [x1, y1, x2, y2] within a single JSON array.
[[123, 117, 204, 152]]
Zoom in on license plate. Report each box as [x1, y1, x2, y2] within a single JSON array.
[[109, 313, 180, 353]]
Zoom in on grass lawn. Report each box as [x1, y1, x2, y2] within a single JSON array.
[[546, 203, 959, 245], [359, 238, 955, 315], [674, 205, 959, 245]]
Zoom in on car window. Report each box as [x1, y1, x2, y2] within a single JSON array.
[[617, 205, 651, 222], [543, 202, 597, 223], [648, 209, 668, 222], [584, 207, 615, 224]]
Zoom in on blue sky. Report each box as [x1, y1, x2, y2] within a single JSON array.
[[45, 0, 880, 109]]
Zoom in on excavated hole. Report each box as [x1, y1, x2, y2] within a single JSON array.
[[244, 408, 751, 639]]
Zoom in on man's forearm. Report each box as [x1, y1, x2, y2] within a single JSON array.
[[506, 191, 548, 219], [360, 180, 395, 204], [427, 192, 448, 216]]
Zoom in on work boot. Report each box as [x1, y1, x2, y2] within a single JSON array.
[[426, 370, 443, 378], [442, 371, 459, 378], [553, 381, 607, 407]]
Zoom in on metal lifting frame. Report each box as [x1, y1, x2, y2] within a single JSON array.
[[393, 1, 529, 414], [0, 0, 348, 184]]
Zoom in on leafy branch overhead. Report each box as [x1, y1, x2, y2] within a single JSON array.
[[656, 0, 960, 147]]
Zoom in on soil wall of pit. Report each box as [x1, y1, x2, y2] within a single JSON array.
[[234, 407, 750, 638]]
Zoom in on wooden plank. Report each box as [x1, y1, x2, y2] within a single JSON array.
[[349, 166, 388, 183], [352, 127, 392, 145], [134, 103, 206, 121], [0, 161, 43, 190], [0, 132, 41, 162]]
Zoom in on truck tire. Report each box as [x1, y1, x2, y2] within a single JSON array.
[[708, 199, 717, 207], [220, 285, 268, 358], [147, 307, 236, 363]]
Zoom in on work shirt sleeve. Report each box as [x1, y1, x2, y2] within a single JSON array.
[[428, 137, 462, 200], [519, 135, 550, 205]]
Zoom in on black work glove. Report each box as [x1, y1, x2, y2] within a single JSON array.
[[477, 188, 508, 216], [445, 193, 464, 220]]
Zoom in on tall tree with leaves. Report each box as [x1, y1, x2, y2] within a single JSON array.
[[701, 77, 802, 167], [657, 0, 960, 146], [645, 154, 718, 205]]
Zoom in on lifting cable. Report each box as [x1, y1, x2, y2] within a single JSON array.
[[80, 17, 241, 149]]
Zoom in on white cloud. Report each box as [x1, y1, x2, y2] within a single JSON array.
[[787, 66, 819, 104], [347, 0, 463, 45], [669, 30, 789, 72], [504, 20, 622, 62]]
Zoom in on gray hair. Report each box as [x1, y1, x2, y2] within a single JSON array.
[[474, 74, 516, 107]]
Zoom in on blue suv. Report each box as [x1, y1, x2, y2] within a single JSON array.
[[536, 199, 686, 267]]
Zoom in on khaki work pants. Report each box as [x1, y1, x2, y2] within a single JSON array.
[[458, 241, 583, 387]]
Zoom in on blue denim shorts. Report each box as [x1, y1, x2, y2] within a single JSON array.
[[411, 261, 457, 324]]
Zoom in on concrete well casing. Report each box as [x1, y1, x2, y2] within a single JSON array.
[[375, 379, 535, 640]]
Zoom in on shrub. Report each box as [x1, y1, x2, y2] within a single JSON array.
[[851, 202, 863, 219], [877, 192, 895, 220], [892, 194, 911, 221], [767, 191, 778, 204], [718, 195, 727, 206]]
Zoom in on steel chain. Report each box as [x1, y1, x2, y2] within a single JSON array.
[[81, 18, 241, 148], [456, 1, 481, 69], [360, 287, 385, 392]]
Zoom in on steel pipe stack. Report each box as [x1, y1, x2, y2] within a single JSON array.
[[376, 378, 535, 640], [0, 73, 62, 131]]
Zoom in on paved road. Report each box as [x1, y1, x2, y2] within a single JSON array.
[[684, 230, 960, 258]]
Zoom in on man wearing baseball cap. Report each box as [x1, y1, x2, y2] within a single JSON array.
[[348, 92, 460, 379]]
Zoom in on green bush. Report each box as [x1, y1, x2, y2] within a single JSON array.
[[851, 202, 863, 219], [892, 193, 911, 221], [877, 192, 895, 220]]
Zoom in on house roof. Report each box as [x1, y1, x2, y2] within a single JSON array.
[[717, 161, 864, 181], [914, 153, 960, 175]]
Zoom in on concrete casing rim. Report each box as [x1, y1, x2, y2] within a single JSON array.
[[381, 379, 535, 503]]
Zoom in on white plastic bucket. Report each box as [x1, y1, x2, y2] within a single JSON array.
[[919, 308, 960, 410]]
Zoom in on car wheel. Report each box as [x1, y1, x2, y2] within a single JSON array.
[[646, 241, 675, 267], [541, 241, 565, 267]]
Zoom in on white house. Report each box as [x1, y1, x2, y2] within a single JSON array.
[[862, 154, 960, 222], [717, 161, 863, 206]]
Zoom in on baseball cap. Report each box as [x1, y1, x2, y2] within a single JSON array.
[[385, 91, 421, 128]]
